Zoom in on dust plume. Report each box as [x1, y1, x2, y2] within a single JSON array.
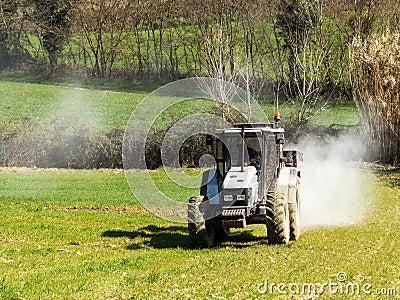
[[52, 87, 100, 128], [3, 86, 105, 168], [297, 134, 371, 228]]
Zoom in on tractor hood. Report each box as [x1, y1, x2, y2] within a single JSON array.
[[222, 166, 258, 190]]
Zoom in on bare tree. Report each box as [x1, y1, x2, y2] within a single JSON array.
[[75, 0, 132, 78], [262, 0, 345, 140]]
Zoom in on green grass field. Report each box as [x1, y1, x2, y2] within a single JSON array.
[[0, 76, 398, 299], [0, 78, 147, 133], [0, 167, 399, 299]]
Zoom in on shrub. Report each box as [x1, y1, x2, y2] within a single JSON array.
[[350, 33, 400, 165], [1, 119, 214, 169], [2, 119, 123, 169]]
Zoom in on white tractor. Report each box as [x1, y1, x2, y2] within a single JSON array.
[[188, 121, 303, 247]]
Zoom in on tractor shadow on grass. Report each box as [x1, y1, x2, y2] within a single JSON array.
[[102, 225, 189, 249], [102, 225, 267, 250], [223, 229, 269, 248]]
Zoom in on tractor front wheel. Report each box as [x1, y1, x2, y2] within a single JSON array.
[[188, 196, 214, 248]]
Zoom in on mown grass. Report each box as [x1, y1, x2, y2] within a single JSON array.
[[0, 167, 398, 299]]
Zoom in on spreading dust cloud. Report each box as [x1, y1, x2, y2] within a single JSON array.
[[298, 135, 371, 228], [2, 86, 102, 168]]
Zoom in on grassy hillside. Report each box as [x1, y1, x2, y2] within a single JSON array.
[[0, 167, 398, 299], [0, 79, 146, 133], [0, 76, 358, 136]]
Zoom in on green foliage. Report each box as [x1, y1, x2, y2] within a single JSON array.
[[31, 0, 73, 66], [275, 0, 320, 47]]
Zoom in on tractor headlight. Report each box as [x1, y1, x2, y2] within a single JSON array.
[[224, 195, 233, 202], [237, 194, 246, 201]]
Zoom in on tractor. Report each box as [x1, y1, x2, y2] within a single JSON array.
[[188, 117, 303, 247]]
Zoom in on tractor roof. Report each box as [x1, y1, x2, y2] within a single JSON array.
[[215, 123, 284, 135]]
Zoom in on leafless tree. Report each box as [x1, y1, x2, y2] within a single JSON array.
[[74, 0, 132, 78], [263, 0, 345, 140]]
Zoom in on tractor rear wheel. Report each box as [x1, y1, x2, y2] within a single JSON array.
[[265, 191, 290, 244], [188, 196, 214, 248], [289, 178, 301, 241]]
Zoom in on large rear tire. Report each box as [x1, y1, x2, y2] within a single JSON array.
[[289, 178, 301, 241], [188, 196, 214, 248], [265, 192, 290, 244]]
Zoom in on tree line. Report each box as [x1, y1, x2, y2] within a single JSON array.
[[1, 0, 399, 164], [1, 0, 399, 82]]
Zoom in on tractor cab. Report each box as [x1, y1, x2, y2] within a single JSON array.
[[208, 124, 284, 204]]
